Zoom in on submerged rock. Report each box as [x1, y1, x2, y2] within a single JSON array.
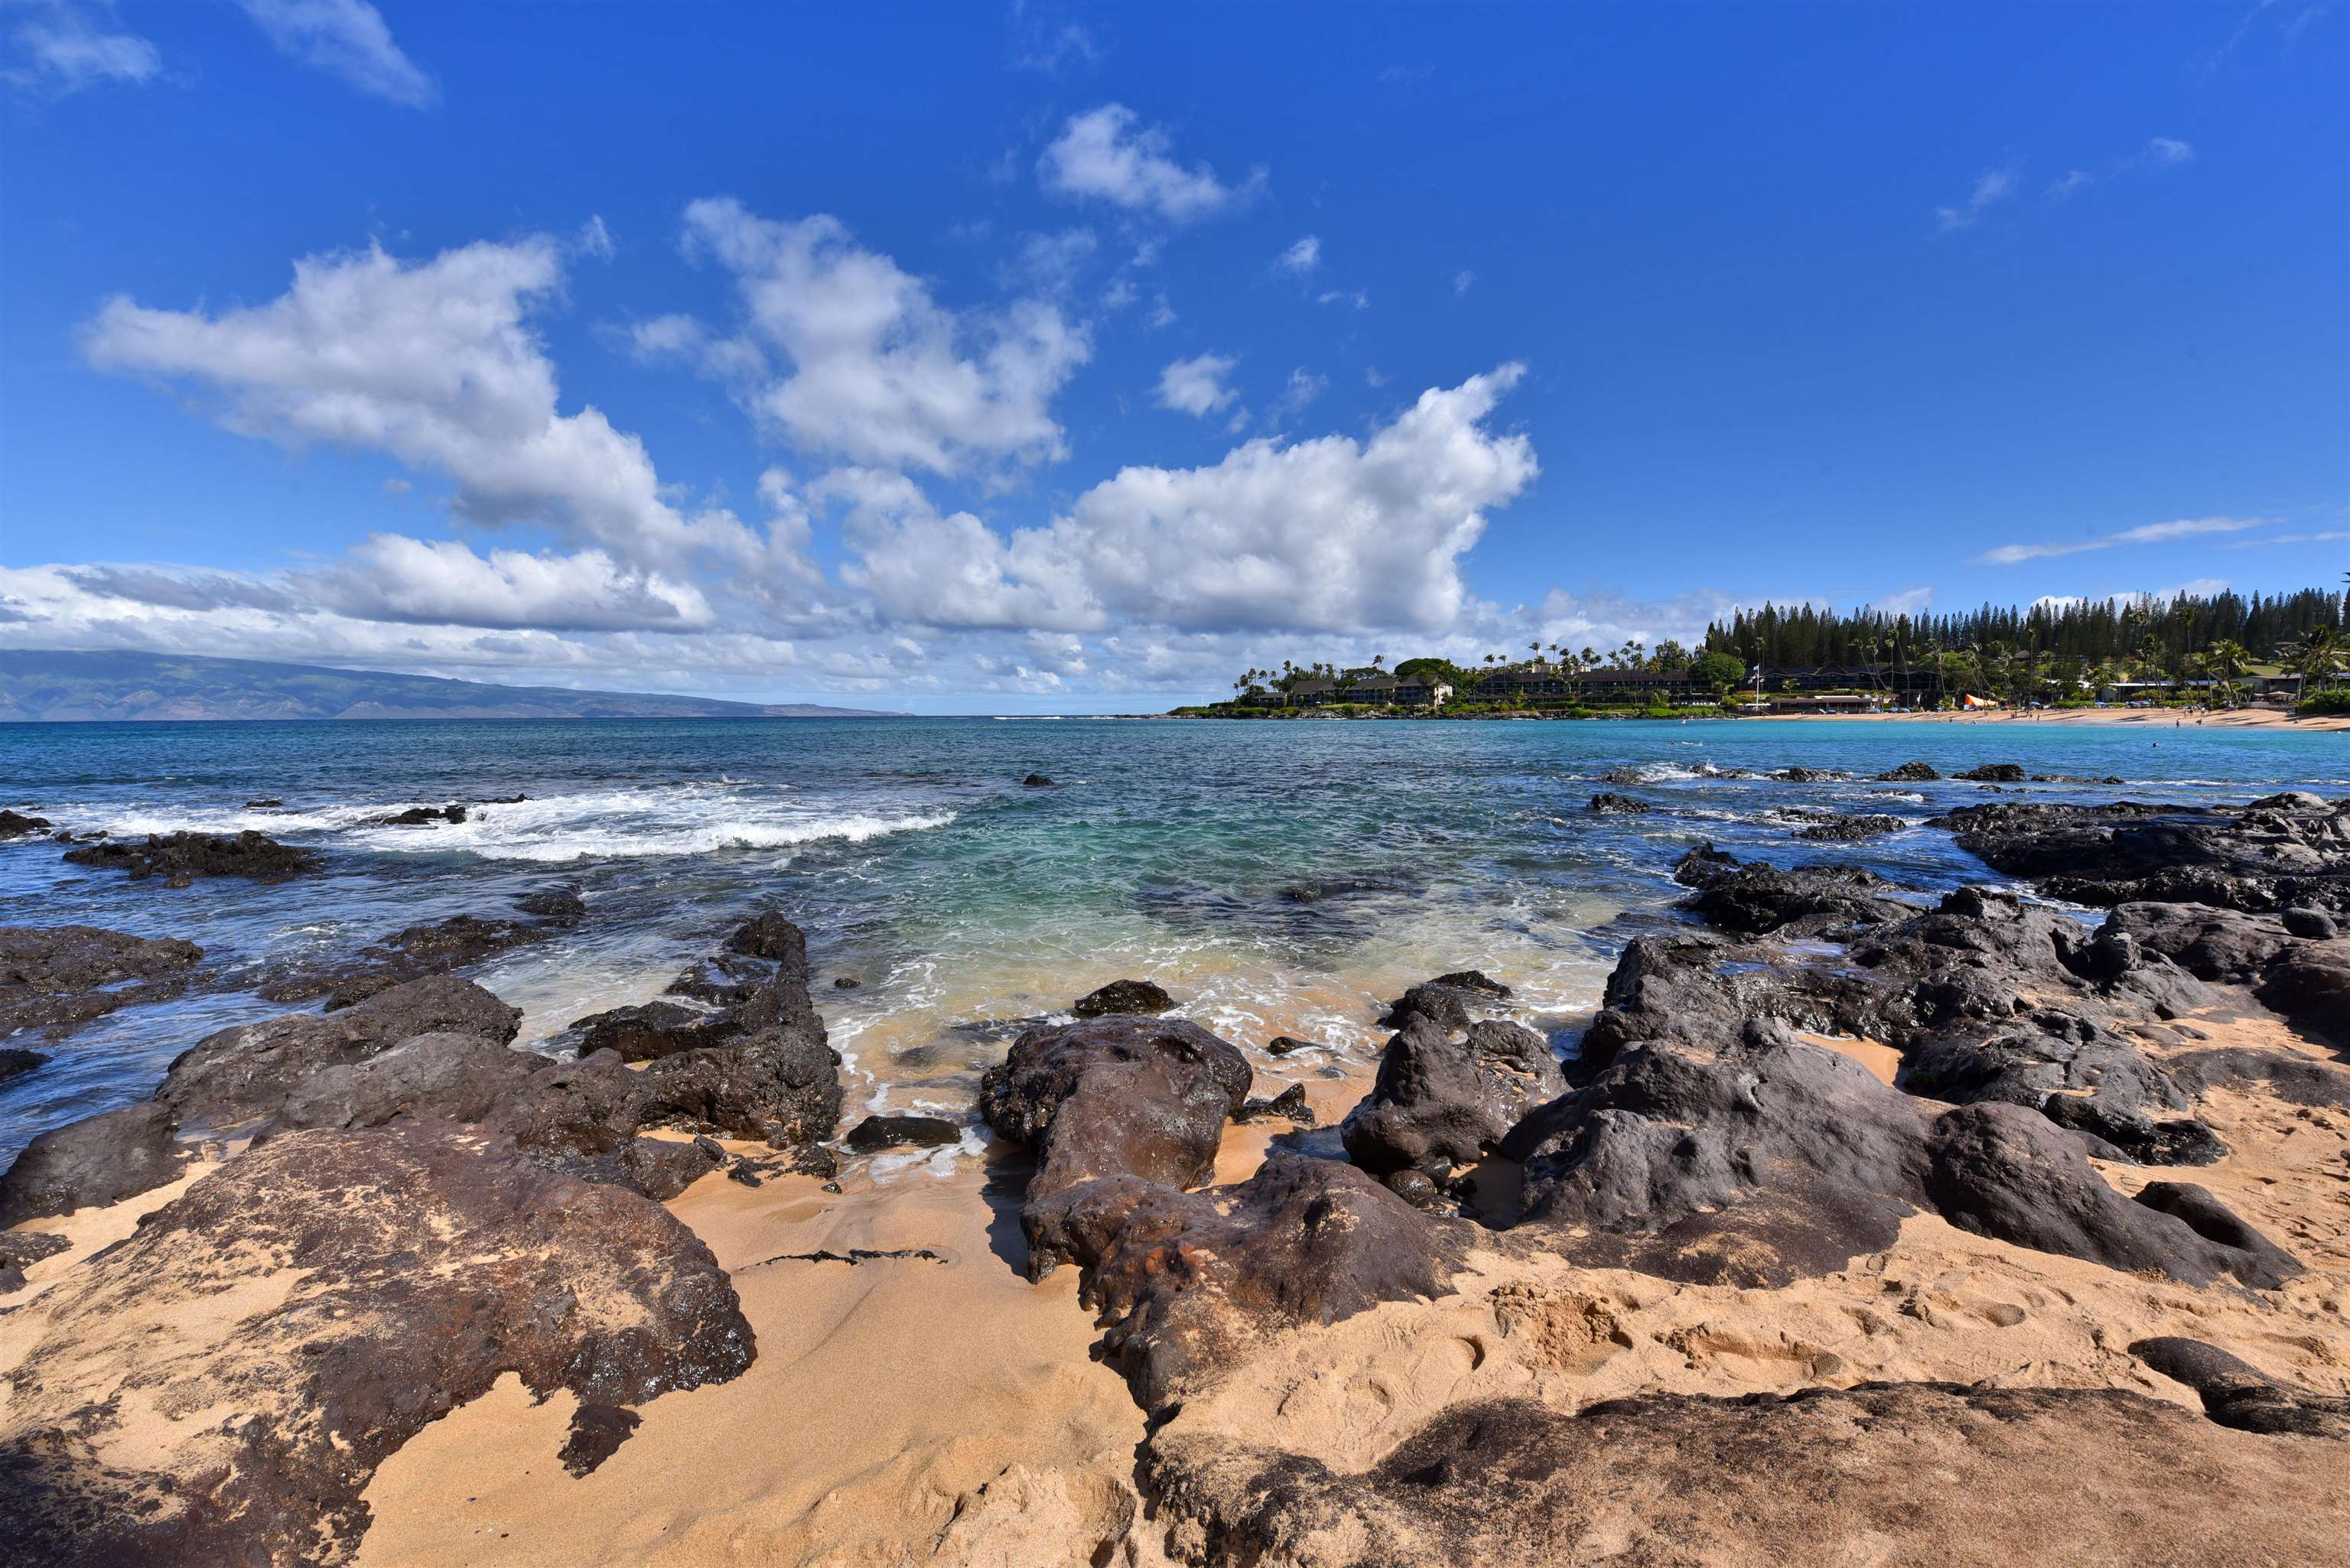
[[845, 1112, 962, 1153], [0, 924, 203, 1039], [1586, 792, 1651, 814], [1932, 795, 2350, 913], [62, 829, 315, 883], [1791, 812, 1903, 842], [257, 912, 552, 1010], [366, 803, 467, 826], [0, 809, 54, 839]]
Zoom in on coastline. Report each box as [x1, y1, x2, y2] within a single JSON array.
[[1768, 705, 2349, 733], [5, 739, 2347, 1566]]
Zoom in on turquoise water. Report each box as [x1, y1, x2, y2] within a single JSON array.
[[3, 716, 2341, 1162]]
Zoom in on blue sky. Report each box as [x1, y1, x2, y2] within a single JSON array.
[[2, 0, 2342, 711]]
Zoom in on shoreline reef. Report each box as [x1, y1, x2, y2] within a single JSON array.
[[2, 782, 2347, 1565]]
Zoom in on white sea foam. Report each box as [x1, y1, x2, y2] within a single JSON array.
[[92, 785, 957, 864]]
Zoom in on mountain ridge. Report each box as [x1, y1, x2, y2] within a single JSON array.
[[0, 650, 910, 722]]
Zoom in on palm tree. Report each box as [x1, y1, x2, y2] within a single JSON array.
[[2285, 627, 2345, 698]]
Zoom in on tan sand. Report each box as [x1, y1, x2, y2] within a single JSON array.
[[1770, 704, 2348, 733], [1794, 1029, 1903, 1086], [11, 992, 2342, 1566]]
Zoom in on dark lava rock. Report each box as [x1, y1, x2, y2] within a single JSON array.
[[1234, 1083, 1314, 1126], [0, 1101, 188, 1229], [845, 1113, 962, 1153], [1587, 792, 1651, 815], [1023, 773, 1055, 787], [2132, 1335, 2350, 1438], [242, 798, 283, 808], [1502, 1005, 2294, 1290], [258, 912, 550, 1010], [1135, 1381, 2350, 1567], [1955, 763, 2028, 782], [1266, 1035, 1325, 1056], [978, 1013, 1250, 1277], [1342, 1017, 1561, 1178], [2168, 1046, 2350, 1107], [1376, 971, 1512, 1034], [1072, 978, 1177, 1018], [367, 803, 467, 827], [2030, 773, 2127, 785], [513, 886, 587, 924], [0, 925, 203, 1039], [0, 809, 54, 839], [0, 1046, 47, 1084], [569, 998, 729, 1062], [832, 975, 861, 989], [1925, 1106, 2296, 1288], [1078, 1152, 1462, 1410], [0, 975, 522, 1224], [2105, 901, 2350, 1043], [1873, 760, 1940, 781], [1932, 795, 2350, 913], [1672, 843, 1914, 935], [0, 1228, 70, 1293], [0, 1121, 753, 1567], [1771, 766, 1847, 782], [1791, 812, 1904, 842], [62, 829, 316, 883], [1595, 768, 1646, 786], [160, 974, 522, 1132], [2283, 906, 2341, 940], [255, 1032, 543, 1140]]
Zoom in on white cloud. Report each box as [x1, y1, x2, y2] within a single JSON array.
[[1276, 236, 1321, 275], [83, 236, 760, 573], [1268, 367, 1326, 423], [1155, 351, 1238, 417], [842, 364, 1537, 636], [1936, 168, 2017, 232], [2046, 169, 2093, 201], [1453, 270, 1476, 295], [1037, 104, 1254, 223], [1870, 586, 1934, 616], [578, 214, 615, 260], [236, 0, 434, 108], [1146, 293, 1177, 330], [1977, 516, 2265, 564], [5, 1, 158, 93], [2145, 135, 2194, 165], [321, 536, 714, 631], [1317, 288, 1369, 310], [679, 198, 1091, 477]]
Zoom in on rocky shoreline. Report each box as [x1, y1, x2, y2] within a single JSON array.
[[2, 775, 2345, 1564]]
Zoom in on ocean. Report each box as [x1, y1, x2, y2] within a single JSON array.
[[4, 715, 2341, 1164]]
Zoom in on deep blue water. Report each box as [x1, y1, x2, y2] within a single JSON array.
[[3, 716, 2341, 1163]]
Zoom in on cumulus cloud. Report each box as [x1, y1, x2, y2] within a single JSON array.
[[679, 198, 1091, 477], [1936, 168, 2016, 232], [1154, 351, 1238, 417], [62, 566, 295, 614], [236, 0, 434, 107], [318, 536, 714, 631], [83, 236, 757, 572], [5, 1, 158, 93], [1276, 236, 1320, 275], [840, 364, 1537, 636], [1977, 516, 2265, 564], [1037, 104, 1255, 222]]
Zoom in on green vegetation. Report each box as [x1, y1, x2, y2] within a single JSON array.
[[2298, 688, 2350, 717]]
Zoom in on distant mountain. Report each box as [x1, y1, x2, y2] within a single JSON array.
[[0, 651, 909, 722]]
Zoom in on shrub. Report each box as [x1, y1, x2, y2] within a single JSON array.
[[2297, 688, 2350, 717]]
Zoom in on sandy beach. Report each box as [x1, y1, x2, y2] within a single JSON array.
[[1773, 704, 2349, 733]]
